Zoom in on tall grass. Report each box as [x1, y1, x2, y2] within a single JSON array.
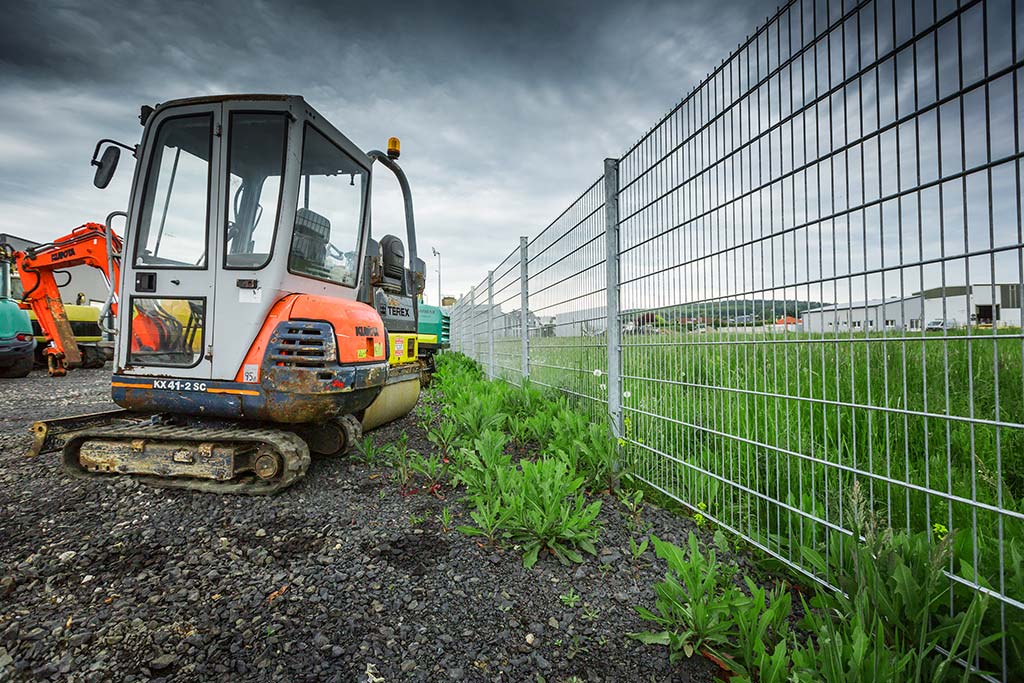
[[494, 327, 1024, 670]]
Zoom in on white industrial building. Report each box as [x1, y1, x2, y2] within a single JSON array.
[[800, 284, 1023, 333], [551, 306, 607, 337]]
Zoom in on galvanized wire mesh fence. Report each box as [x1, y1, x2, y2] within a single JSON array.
[[463, 275, 490, 369], [448, 1, 1024, 677], [492, 246, 524, 384], [526, 177, 610, 417]]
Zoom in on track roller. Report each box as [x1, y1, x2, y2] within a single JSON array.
[[293, 414, 363, 457]]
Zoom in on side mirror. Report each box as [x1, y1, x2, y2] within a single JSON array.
[[92, 146, 121, 189]]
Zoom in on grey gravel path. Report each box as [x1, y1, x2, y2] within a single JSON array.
[[0, 369, 722, 682]]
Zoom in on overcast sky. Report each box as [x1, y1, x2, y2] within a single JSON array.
[[0, 0, 765, 303]]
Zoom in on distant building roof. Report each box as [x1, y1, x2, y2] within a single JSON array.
[[0, 233, 42, 251], [803, 284, 1022, 314], [803, 296, 916, 315]]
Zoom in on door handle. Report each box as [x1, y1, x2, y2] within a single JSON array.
[[136, 272, 157, 292]]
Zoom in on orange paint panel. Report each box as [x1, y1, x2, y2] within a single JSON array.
[[207, 388, 261, 396], [289, 295, 386, 364], [111, 381, 151, 389], [233, 297, 295, 382], [232, 294, 386, 382]]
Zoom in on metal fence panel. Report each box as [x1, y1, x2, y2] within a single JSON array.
[[469, 277, 489, 367], [446, 1, 1024, 677], [449, 293, 468, 355], [526, 177, 609, 417], [492, 245, 525, 385]]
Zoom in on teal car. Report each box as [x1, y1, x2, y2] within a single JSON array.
[[0, 298, 34, 378], [0, 261, 35, 378]]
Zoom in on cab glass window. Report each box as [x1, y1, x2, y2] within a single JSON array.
[[225, 112, 288, 269], [135, 114, 212, 268], [289, 124, 367, 287], [128, 297, 205, 367]]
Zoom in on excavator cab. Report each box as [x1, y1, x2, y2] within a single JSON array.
[[32, 95, 428, 494]]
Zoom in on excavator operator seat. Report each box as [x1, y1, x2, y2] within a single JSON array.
[[379, 234, 405, 281], [290, 208, 331, 277], [369, 234, 417, 333]]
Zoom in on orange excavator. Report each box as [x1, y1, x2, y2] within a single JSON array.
[[1, 222, 122, 376]]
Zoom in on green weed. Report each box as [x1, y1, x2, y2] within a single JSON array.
[[559, 588, 581, 608], [456, 494, 511, 545], [353, 436, 386, 466], [438, 506, 453, 533], [426, 420, 461, 463], [386, 434, 416, 489], [500, 457, 602, 568], [409, 452, 446, 494], [629, 532, 742, 660], [454, 430, 512, 497], [632, 488, 998, 682], [629, 535, 650, 565]]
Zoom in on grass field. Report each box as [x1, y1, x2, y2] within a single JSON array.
[[484, 327, 1024, 664]]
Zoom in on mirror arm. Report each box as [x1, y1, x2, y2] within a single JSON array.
[[90, 138, 138, 165]]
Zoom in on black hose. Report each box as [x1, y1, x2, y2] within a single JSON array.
[[19, 264, 40, 303]]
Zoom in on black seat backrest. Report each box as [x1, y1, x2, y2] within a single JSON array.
[[292, 208, 331, 268]]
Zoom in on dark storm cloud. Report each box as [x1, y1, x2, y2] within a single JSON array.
[[0, 0, 763, 300]]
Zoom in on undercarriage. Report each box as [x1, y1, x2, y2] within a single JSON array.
[[31, 410, 368, 495], [28, 365, 421, 495]]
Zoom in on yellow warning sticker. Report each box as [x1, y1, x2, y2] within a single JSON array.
[[374, 343, 383, 356], [357, 349, 367, 359]]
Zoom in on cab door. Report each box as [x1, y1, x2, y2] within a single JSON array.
[[118, 103, 223, 379], [210, 103, 295, 381]]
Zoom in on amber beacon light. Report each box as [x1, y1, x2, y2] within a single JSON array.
[[386, 137, 401, 159]]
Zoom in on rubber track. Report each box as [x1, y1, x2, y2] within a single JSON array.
[[62, 423, 311, 495]]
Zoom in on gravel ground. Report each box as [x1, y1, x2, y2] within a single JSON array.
[[0, 369, 733, 682]]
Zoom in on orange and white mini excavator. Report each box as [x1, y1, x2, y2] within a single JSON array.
[[29, 95, 428, 494], [1, 222, 122, 375]]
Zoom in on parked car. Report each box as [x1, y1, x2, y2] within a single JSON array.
[[0, 297, 35, 378], [925, 319, 957, 332]]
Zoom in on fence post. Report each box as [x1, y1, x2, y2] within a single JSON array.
[[487, 270, 495, 379], [457, 300, 462, 353], [519, 236, 529, 382], [604, 158, 623, 440], [469, 286, 477, 361], [452, 299, 459, 353]]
